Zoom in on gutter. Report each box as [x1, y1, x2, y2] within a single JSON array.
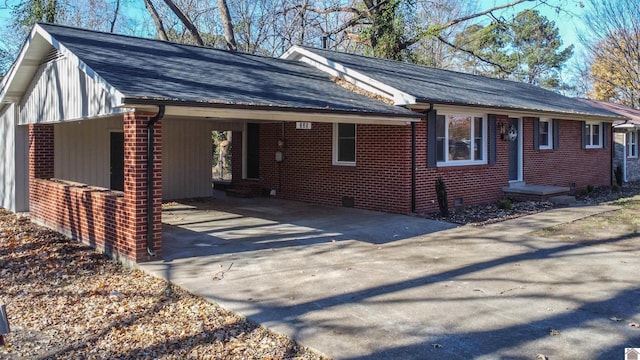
[[120, 97, 421, 119], [146, 105, 165, 257]]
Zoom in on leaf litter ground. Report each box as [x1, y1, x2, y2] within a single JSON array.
[[0, 208, 327, 360]]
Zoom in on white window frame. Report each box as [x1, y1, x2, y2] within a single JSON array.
[[628, 129, 638, 158], [333, 123, 356, 166], [585, 121, 602, 149], [436, 112, 488, 167], [539, 119, 552, 150]]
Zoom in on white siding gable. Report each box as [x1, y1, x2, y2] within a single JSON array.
[[19, 56, 123, 124]]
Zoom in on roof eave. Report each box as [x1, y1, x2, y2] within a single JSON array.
[[411, 99, 626, 122], [120, 97, 421, 125]]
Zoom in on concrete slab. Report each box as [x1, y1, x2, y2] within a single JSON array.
[[139, 197, 640, 360]]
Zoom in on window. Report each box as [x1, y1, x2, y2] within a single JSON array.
[[584, 122, 602, 148], [538, 119, 552, 149], [628, 130, 638, 158], [333, 123, 356, 165], [436, 114, 486, 165]]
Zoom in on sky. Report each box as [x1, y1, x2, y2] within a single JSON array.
[[0, 0, 591, 81]]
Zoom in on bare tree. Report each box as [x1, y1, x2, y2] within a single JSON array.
[[217, 0, 237, 51], [144, 0, 169, 40], [110, 0, 120, 33], [162, 0, 205, 45], [582, 0, 640, 107]]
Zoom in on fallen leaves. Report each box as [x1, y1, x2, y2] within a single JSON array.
[[0, 208, 326, 359]]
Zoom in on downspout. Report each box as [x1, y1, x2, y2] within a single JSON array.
[[623, 132, 627, 182], [411, 121, 416, 213], [146, 105, 165, 257]]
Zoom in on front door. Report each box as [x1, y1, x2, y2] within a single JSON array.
[[508, 118, 522, 182], [110, 132, 125, 191]]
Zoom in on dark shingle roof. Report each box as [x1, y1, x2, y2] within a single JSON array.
[[38, 24, 417, 117], [303, 47, 622, 119]]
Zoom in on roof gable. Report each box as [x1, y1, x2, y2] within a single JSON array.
[[0, 24, 124, 108], [26, 23, 417, 118], [283, 46, 624, 120]]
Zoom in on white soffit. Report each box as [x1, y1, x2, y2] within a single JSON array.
[[282, 46, 416, 106], [124, 104, 418, 126]]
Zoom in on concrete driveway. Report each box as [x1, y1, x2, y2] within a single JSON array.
[[139, 195, 640, 359]]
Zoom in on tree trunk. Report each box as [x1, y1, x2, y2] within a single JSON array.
[[163, 0, 205, 45], [217, 0, 237, 51], [144, 0, 168, 41], [110, 0, 120, 33]]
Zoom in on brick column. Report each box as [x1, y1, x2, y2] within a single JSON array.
[[123, 111, 162, 262], [28, 124, 54, 181], [28, 124, 55, 217]]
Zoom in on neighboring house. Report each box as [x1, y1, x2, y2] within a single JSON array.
[[0, 24, 623, 264], [577, 99, 640, 182]]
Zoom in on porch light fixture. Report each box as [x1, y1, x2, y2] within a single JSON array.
[[498, 121, 508, 140], [0, 303, 9, 346], [277, 139, 285, 149]]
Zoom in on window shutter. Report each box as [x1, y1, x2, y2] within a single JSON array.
[[552, 119, 560, 150], [488, 114, 497, 165], [427, 109, 437, 168], [580, 121, 586, 149], [603, 122, 610, 149], [533, 118, 540, 150]]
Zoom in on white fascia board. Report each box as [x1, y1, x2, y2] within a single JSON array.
[[129, 104, 418, 126], [412, 103, 624, 123], [33, 25, 126, 107], [282, 46, 416, 106], [0, 27, 39, 104]]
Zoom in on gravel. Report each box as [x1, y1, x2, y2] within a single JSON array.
[[423, 181, 640, 226], [0, 208, 327, 360]]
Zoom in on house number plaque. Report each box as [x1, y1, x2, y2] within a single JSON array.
[[296, 122, 312, 130]]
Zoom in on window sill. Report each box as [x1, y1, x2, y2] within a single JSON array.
[[437, 160, 488, 167], [585, 146, 603, 149], [333, 161, 356, 167]]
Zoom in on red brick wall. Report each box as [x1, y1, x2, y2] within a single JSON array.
[[414, 114, 509, 213], [250, 115, 611, 215], [28, 112, 163, 264], [522, 118, 611, 189], [29, 179, 131, 260], [257, 122, 412, 213]]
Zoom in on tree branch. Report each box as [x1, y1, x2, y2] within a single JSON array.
[[436, 35, 513, 74], [162, 0, 204, 45], [144, 0, 168, 41]]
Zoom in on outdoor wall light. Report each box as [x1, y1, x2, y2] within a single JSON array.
[[498, 121, 506, 136], [277, 139, 285, 148]]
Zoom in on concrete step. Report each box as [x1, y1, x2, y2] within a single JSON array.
[[549, 195, 576, 205]]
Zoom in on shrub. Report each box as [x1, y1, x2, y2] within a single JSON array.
[[615, 165, 623, 187], [435, 178, 449, 217], [497, 198, 513, 210]]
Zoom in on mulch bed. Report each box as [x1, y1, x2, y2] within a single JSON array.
[[0, 208, 326, 360], [423, 181, 640, 226]]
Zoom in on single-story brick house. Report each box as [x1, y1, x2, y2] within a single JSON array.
[[577, 99, 640, 183], [0, 24, 623, 264]]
